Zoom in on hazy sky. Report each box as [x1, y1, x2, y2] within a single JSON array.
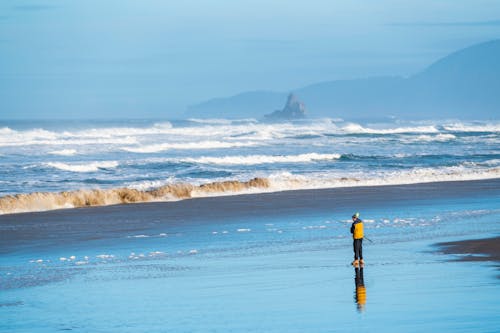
[[1, 0, 499, 119]]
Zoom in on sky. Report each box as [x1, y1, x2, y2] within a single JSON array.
[[1, 0, 499, 119]]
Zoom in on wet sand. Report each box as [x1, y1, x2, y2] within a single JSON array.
[[437, 236, 500, 264], [2, 178, 500, 332], [1, 178, 500, 254]]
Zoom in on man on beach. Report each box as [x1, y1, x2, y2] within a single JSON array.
[[350, 212, 364, 266]]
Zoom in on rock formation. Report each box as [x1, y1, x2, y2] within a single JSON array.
[[265, 93, 307, 120]]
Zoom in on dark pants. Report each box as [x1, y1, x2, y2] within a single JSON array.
[[353, 239, 363, 260]]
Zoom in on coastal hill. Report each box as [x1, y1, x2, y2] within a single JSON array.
[[187, 39, 500, 119]]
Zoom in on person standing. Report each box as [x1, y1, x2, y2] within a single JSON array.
[[350, 212, 364, 266]]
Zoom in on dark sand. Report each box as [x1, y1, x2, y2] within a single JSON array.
[[437, 236, 500, 263], [1, 178, 500, 254]]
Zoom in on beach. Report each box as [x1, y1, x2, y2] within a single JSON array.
[[1, 179, 499, 332]]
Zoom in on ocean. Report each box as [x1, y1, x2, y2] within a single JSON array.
[[1, 118, 500, 332], [0, 118, 499, 214]]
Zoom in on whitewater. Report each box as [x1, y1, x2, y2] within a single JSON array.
[[0, 118, 499, 215]]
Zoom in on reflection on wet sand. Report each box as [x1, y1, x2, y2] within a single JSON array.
[[354, 267, 366, 312]]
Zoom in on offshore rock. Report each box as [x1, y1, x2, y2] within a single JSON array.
[[265, 93, 307, 120]]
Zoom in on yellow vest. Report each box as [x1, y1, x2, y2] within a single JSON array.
[[353, 221, 364, 239]]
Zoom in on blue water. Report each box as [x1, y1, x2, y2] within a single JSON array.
[[1, 118, 500, 332], [1, 181, 500, 332], [0, 118, 499, 200]]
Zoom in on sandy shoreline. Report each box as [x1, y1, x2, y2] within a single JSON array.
[[1, 178, 499, 254]]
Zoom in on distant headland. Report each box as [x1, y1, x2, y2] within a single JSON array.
[[187, 39, 500, 120]]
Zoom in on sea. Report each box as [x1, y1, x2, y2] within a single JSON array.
[[1, 118, 500, 332], [0, 117, 499, 214]]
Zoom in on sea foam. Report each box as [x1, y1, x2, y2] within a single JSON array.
[[121, 141, 259, 153], [48, 149, 78, 156], [181, 153, 341, 165], [45, 161, 119, 172]]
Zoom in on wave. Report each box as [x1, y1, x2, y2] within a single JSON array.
[[121, 141, 259, 153], [49, 149, 78, 156], [45, 161, 119, 173], [340, 123, 439, 134], [443, 123, 500, 133], [2, 120, 497, 151], [1, 164, 499, 215], [411, 134, 456, 142], [180, 153, 341, 165], [266, 165, 500, 191], [0, 178, 270, 215], [186, 118, 258, 125], [0, 123, 180, 147]]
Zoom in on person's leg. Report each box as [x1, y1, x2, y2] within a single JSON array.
[[359, 239, 363, 260], [352, 240, 359, 265], [354, 239, 360, 260]]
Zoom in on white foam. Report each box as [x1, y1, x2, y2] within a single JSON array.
[[266, 165, 500, 192], [412, 134, 456, 142], [302, 225, 327, 229], [341, 123, 439, 134], [187, 118, 259, 125], [182, 153, 341, 165], [237, 228, 251, 232], [121, 140, 259, 153], [45, 161, 119, 172], [49, 149, 77, 156], [96, 254, 115, 259], [0, 127, 139, 147], [149, 251, 165, 257], [443, 123, 500, 132]]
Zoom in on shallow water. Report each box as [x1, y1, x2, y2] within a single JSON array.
[[1, 180, 499, 332]]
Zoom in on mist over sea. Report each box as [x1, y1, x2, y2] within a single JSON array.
[[0, 117, 499, 214]]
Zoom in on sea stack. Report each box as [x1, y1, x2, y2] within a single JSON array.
[[265, 93, 307, 120]]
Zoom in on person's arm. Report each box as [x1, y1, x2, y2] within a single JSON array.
[[350, 223, 354, 234]]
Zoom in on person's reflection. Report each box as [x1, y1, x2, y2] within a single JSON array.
[[354, 267, 366, 312]]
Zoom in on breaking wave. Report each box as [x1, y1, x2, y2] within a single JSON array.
[[186, 118, 258, 125], [181, 153, 341, 165], [121, 141, 259, 153], [48, 149, 78, 156], [442, 123, 500, 132], [411, 134, 457, 142], [340, 123, 439, 134], [45, 161, 119, 173], [0, 178, 270, 215], [1, 165, 499, 215]]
